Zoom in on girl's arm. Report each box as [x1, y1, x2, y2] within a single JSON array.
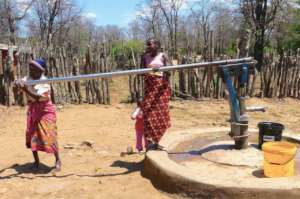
[[131, 107, 141, 120]]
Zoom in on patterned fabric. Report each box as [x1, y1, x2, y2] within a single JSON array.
[[141, 74, 171, 143], [26, 101, 58, 153]]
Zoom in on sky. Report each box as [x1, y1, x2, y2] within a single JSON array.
[[75, 0, 235, 27], [75, 0, 142, 27], [15, 0, 235, 36]]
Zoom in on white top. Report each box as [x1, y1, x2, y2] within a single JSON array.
[[22, 75, 51, 102], [131, 107, 141, 119], [145, 52, 165, 77]]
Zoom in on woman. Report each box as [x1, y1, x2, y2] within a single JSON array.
[[140, 38, 171, 150], [14, 59, 61, 171]]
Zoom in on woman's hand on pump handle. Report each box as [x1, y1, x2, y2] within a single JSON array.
[[13, 79, 27, 90], [149, 64, 160, 72]]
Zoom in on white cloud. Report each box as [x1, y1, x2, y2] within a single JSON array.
[[83, 12, 97, 19], [128, 0, 235, 24], [15, 0, 33, 13]]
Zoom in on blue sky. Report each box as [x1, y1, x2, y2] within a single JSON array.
[[76, 0, 142, 27], [74, 0, 235, 27]]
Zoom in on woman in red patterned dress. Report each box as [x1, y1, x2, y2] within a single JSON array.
[[14, 59, 61, 172], [140, 38, 171, 150]]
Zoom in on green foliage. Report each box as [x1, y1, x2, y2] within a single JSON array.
[[127, 40, 144, 54], [284, 23, 300, 51], [112, 40, 144, 59], [178, 47, 187, 55], [224, 41, 237, 56], [111, 41, 124, 58], [264, 40, 275, 53], [279, 2, 300, 51], [111, 40, 144, 68]]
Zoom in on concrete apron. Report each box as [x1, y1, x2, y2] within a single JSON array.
[[142, 128, 300, 199]]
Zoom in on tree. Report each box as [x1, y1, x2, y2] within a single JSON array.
[[240, 0, 285, 70], [189, 0, 217, 59], [156, 0, 183, 58], [136, 0, 161, 39], [28, 0, 80, 53], [0, 0, 34, 44], [213, 5, 241, 57], [127, 20, 147, 41], [274, 0, 300, 52]]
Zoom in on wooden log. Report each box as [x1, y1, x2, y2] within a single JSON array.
[[178, 59, 187, 99], [72, 58, 82, 103], [60, 48, 70, 103], [104, 57, 110, 105]]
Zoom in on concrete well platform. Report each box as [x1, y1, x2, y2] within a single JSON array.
[[143, 128, 300, 199]]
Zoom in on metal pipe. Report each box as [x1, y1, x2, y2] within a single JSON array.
[[246, 106, 266, 112], [25, 57, 254, 86], [218, 61, 257, 69]]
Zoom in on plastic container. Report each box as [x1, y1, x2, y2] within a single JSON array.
[[262, 141, 297, 177], [258, 122, 284, 148]]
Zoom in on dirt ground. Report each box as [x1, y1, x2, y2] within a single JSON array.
[[0, 77, 300, 199]]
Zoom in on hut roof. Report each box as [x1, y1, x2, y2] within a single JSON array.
[[0, 44, 18, 51]]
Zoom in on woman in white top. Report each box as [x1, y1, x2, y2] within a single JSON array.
[[14, 59, 61, 172]]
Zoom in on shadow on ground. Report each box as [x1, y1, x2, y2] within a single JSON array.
[[0, 160, 143, 180]]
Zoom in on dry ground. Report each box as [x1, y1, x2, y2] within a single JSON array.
[[0, 77, 300, 199]]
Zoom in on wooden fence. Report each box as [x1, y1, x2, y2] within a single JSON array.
[[0, 46, 299, 106]]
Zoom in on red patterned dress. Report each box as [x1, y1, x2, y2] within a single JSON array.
[[23, 75, 59, 153], [141, 52, 171, 143]]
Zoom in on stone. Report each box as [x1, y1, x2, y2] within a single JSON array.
[[126, 146, 133, 154], [81, 140, 94, 148], [64, 144, 76, 149]]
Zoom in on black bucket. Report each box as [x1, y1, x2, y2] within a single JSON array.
[[258, 122, 284, 149]]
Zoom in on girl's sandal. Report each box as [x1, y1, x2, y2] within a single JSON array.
[[138, 150, 145, 155], [146, 143, 166, 151], [156, 144, 166, 151], [54, 160, 61, 172]]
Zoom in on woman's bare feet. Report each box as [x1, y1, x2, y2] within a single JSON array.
[[31, 161, 40, 172]]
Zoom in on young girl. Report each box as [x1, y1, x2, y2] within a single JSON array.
[[131, 99, 148, 153], [14, 59, 61, 171]]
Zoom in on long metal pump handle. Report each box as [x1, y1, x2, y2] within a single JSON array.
[[25, 57, 254, 86]]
